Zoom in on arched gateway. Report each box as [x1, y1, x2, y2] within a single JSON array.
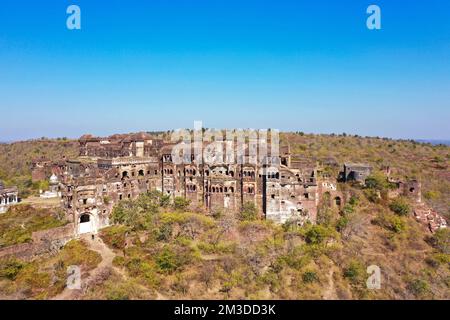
[[78, 213, 94, 234]]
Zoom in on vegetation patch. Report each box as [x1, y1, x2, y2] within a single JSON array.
[[0, 205, 68, 248]]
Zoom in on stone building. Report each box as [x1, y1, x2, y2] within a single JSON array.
[[343, 163, 373, 183], [31, 158, 52, 182], [388, 178, 422, 203], [31, 158, 66, 182], [0, 181, 19, 214], [264, 165, 318, 224], [37, 133, 324, 235], [78, 132, 164, 158]]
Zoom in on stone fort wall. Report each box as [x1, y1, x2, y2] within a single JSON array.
[[0, 223, 75, 261]]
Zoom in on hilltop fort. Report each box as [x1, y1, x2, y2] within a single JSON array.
[[22, 131, 444, 238]]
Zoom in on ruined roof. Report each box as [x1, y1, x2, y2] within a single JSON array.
[[129, 132, 153, 141], [160, 143, 178, 154], [80, 132, 154, 144], [0, 186, 18, 194], [318, 157, 339, 166], [344, 163, 372, 168], [79, 134, 98, 142]]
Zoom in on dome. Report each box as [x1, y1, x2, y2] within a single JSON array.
[[49, 174, 59, 184]]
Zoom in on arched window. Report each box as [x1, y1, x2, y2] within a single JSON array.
[[230, 187, 234, 193], [335, 197, 342, 206]]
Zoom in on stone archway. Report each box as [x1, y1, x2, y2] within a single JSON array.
[[78, 213, 94, 234]]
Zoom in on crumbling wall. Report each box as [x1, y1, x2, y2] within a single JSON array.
[[0, 223, 75, 261]]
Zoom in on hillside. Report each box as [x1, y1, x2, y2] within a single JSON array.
[[281, 133, 450, 219], [0, 138, 78, 197], [0, 133, 448, 300], [1, 133, 448, 216], [3, 189, 448, 300], [92, 191, 450, 300]]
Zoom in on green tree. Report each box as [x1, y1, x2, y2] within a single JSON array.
[[304, 225, 335, 245], [173, 197, 191, 212], [155, 246, 190, 274], [389, 197, 410, 216], [343, 260, 365, 284], [0, 258, 25, 280], [407, 279, 429, 297], [365, 171, 391, 191], [239, 202, 258, 221], [430, 228, 450, 254], [302, 271, 318, 283]]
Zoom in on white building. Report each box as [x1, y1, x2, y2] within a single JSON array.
[[40, 174, 61, 199], [0, 180, 19, 213]]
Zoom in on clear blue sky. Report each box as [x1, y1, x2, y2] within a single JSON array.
[[1, 0, 449, 141]]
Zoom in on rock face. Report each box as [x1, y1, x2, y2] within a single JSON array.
[[414, 204, 447, 233]]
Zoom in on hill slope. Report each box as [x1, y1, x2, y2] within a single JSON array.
[[0, 138, 78, 197]]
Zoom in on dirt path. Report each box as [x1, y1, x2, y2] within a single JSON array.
[[52, 234, 116, 300], [52, 234, 166, 300], [322, 267, 338, 300]]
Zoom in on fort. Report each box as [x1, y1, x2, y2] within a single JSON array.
[[0, 132, 446, 262], [21, 131, 447, 238], [32, 132, 321, 235]]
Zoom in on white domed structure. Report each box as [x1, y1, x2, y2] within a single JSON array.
[[49, 174, 59, 185], [40, 174, 60, 199]]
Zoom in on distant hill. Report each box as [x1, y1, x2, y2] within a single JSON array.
[[0, 133, 448, 300], [0, 138, 78, 197], [416, 139, 450, 146], [282, 133, 450, 218], [1, 133, 448, 219]]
